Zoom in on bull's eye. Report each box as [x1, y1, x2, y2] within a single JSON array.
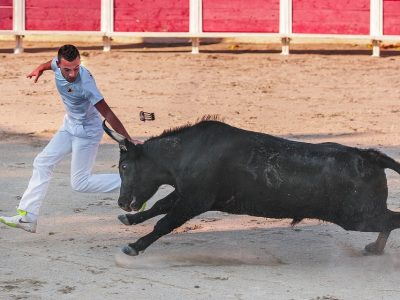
[[121, 164, 127, 170]]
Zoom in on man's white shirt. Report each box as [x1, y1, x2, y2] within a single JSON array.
[[51, 57, 103, 126]]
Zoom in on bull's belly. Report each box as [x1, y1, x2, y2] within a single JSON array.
[[215, 190, 328, 219], [215, 197, 387, 232], [214, 180, 388, 225]]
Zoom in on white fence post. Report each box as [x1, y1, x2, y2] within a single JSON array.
[[280, 0, 292, 55], [370, 0, 383, 57], [190, 0, 202, 54], [13, 0, 25, 54], [101, 0, 113, 52]]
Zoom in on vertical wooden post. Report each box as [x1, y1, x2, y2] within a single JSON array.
[[190, 0, 202, 54], [370, 0, 383, 57], [191, 38, 200, 54], [103, 36, 112, 52], [372, 39, 381, 57], [101, 0, 114, 52], [280, 0, 292, 55], [281, 37, 291, 56], [13, 0, 25, 54]]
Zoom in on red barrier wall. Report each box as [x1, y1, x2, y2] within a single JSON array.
[[4, 0, 400, 37], [0, 0, 12, 30], [114, 0, 189, 32], [292, 0, 370, 35], [384, 0, 400, 35], [25, 0, 101, 31], [202, 0, 279, 33]]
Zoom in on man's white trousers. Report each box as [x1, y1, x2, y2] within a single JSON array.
[[18, 117, 121, 217]]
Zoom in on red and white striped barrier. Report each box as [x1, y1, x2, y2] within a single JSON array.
[[0, 0, 399, 55]]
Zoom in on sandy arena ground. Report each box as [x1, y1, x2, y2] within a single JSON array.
[[1, 40, 400, 299]]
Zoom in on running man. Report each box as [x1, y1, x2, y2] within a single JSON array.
[[0, 44, 138, 233]]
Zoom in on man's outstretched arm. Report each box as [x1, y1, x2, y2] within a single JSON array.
[[26, 60, 52, 83], [95, 99, 143, 145]]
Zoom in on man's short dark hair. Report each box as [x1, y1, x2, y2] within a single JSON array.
[[57, 44, 80, 62]]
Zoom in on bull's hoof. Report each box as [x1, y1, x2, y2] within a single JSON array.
[[364, 242, 384, 255], [118, 214, 131, 226], [122, 245, 139, 256]]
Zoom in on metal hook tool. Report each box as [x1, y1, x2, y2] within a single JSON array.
[[140, 111, 155, 122]]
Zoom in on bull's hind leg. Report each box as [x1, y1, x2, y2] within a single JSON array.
[[364, 210, 400, 255], [364, 231, 391, 255]]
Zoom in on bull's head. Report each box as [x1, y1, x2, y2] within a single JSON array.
[[103, 121, 166, 212]]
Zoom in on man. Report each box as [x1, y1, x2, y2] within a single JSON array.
[[0, 44, 138, 233]]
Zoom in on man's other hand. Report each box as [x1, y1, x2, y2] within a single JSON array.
[[27, 68, 43, 83]]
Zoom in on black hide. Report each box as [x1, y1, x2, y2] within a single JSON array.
[[106, 119, 400, 256]]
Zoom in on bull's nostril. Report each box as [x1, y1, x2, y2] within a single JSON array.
[[118, 197, 136, 211], [130, 201, 141, 211], [118, 202, 132, 212], [123, 206, 132, 212]]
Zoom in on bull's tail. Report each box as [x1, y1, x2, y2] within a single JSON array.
[[367, 149, 400, 174]]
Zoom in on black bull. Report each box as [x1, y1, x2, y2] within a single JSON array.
[[103, 118, 400, 256]]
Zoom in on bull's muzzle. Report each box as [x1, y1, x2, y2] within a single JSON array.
[[118, 196, 141, 212], [118, 197, 133, 212]]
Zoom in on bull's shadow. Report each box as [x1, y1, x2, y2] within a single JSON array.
[[115, 221, 400, 269]]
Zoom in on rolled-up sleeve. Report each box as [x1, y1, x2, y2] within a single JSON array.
[[83, 72, 104, 105], [50, 57, 58, 72]]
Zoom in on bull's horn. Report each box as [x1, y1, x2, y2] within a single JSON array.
[[102, 120, 126, 143]]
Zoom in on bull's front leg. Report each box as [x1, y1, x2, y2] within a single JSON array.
[[118, 190, 179, 226], [122, 194, 214, 256]]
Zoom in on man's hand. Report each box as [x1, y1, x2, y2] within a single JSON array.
[[27, 60, 52, 83], [27, 67, 44, 83], [130, 139, 144, 145]]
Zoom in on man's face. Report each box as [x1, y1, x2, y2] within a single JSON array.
[[58, 57, 80, 82]]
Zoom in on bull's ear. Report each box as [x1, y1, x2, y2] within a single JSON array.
[[119, 140, 128, 152]]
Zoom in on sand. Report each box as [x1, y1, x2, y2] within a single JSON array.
[[1, 40, 400, 299]]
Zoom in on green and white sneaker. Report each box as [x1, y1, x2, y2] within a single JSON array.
[[0, 210, 37, 233]]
